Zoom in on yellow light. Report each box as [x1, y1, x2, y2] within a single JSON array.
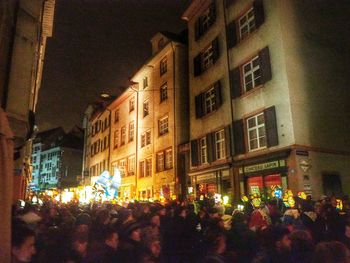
[[61, 191, 74, 203], [223, 195, 229, 205], [171, 195, 177, 200]]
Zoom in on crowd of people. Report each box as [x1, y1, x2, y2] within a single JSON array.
[[11, 193, 350, 263]]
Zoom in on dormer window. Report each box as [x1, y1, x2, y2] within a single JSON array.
[[158, 38, 165, 50]]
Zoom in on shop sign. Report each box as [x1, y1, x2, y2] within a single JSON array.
[[239, 160, 285, 175], [196, 173, 215, 182]]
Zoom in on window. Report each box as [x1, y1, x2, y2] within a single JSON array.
[[205, 87, 216, 114], [114, 130, 119, 148], [143, 100, 149, 117], [160, 83, 168, 102], [129, 121, 134, 142], [165, 149, 173, 170], [158, 38, 165, 49], [143, 77, 148, 89], [156, 152, 165, 172], [243, 56, 261, 92], [121, 126, 126, 145], [129, 98, 135, 112], [247, 113, 266, 151], [159, 116, 169, 136], [160, 57, 167, 75], [115, 109, 119, 123], [128, 156, 135, 176], [239, 8, 256, 40], [194, 38, 219, 76], [201, 44, 214, 71], [119, 159, 126, 177], [140, 158, 152, 178], [200, 137, 207, 164], [195, 81, 221, 118], [195, 3, 216, 40], [215, 129, 226, 160], [141, 130, 151, 148], [231, 47, 271, 98]]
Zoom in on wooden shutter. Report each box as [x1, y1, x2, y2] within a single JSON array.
[[194, 54, 202, 77], [253, 0, 265, 28], [230, 67, 242, 98], [206, 132, 216, 163], [226, 21, 237, 49], [195, 93, 204, 118], [195, 19, 201, 41], [259, 46, 272, 83], [191, 140, 199, 166], [209, 2, 216, 26], [212, 37, 219, 63], [214, 81, 222, 109], [226, 0, 235, 8], [224, 125, 232, 157], [233, 119, 246, 154], [264, 106, 278, 147]]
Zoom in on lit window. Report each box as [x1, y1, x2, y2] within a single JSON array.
[[157, 152, 165, 172], [201, 44, 214, 71], [143, 100, 149, 117], [239, 8, 256, 40], [205, 87, 216, 114], [141, 130, 151, 148], [215, 129, 226, 160], [159, 116, 169, 135], [121, 126, 126, 145], [200, 137, 207, 164], [119, 159, 126, 177], [140, 158, 152, 178], [114, 130, 119, 148], [129, 121, 134, 142], [160, 57, 167, 75], [247, 113, 266, 151], [165, 148, 173, 170], [128, 156, 135, 176], [160, 83, 168, 102], [129, 98, 135, 112], [242, 56, 261, 92]]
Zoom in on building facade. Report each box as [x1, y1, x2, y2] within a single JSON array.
[[183, 0, 350, 200], [31, 127, 83, 191]]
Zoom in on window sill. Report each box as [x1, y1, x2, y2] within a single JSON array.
[[238, 84, 264, 99]]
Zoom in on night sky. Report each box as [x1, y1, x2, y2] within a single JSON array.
[[36, 0, 190, 132]]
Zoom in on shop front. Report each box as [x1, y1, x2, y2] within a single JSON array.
[[237, 158, 289, 200], [189, 166, 232, 200]]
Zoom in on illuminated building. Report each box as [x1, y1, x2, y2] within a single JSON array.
[[183, 0, 350, 200]]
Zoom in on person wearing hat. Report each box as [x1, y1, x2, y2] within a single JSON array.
[[118, 220, 143, 263]]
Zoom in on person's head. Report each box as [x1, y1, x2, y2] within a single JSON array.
[[12, 224, 36, 262], [313, 241, 350, 263], [123, 220, 142, 242], [75, 212, 92, 233], [174, 206, 187, 218], [71, 231, 89, 257], [345, 222, 350, 239], [149, 213, 160, 227], [96, 209, 111, 225], [265, 226, 291, 251], [102, 227, 119, 250], [204, 228, 226, 254]]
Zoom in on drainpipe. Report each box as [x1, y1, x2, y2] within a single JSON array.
[[223, 0, 238, 202]]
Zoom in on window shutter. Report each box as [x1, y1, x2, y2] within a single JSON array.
[[209, 2, 216, 25], [226, 0, 235, 8], [259, 47, 272, 84], [206, 132, 215, 163], [191, 140, 199, 166], [195, 18, 201, 41], [226, 21, 237, 49], [194, 54, 202, 77], [212, 37, 219, 63], [195, 93, 204, 118], [214, 81, 222, 109], [233, 119, 246, 154], [224, 125, 232, 157], [230, 67, 242, 99], [264, 106, 278, 147], [253, 0, 265, 28]]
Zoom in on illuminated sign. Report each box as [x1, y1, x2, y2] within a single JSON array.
[[93, 168, 121, 200], [239, 159, 286, 175]]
